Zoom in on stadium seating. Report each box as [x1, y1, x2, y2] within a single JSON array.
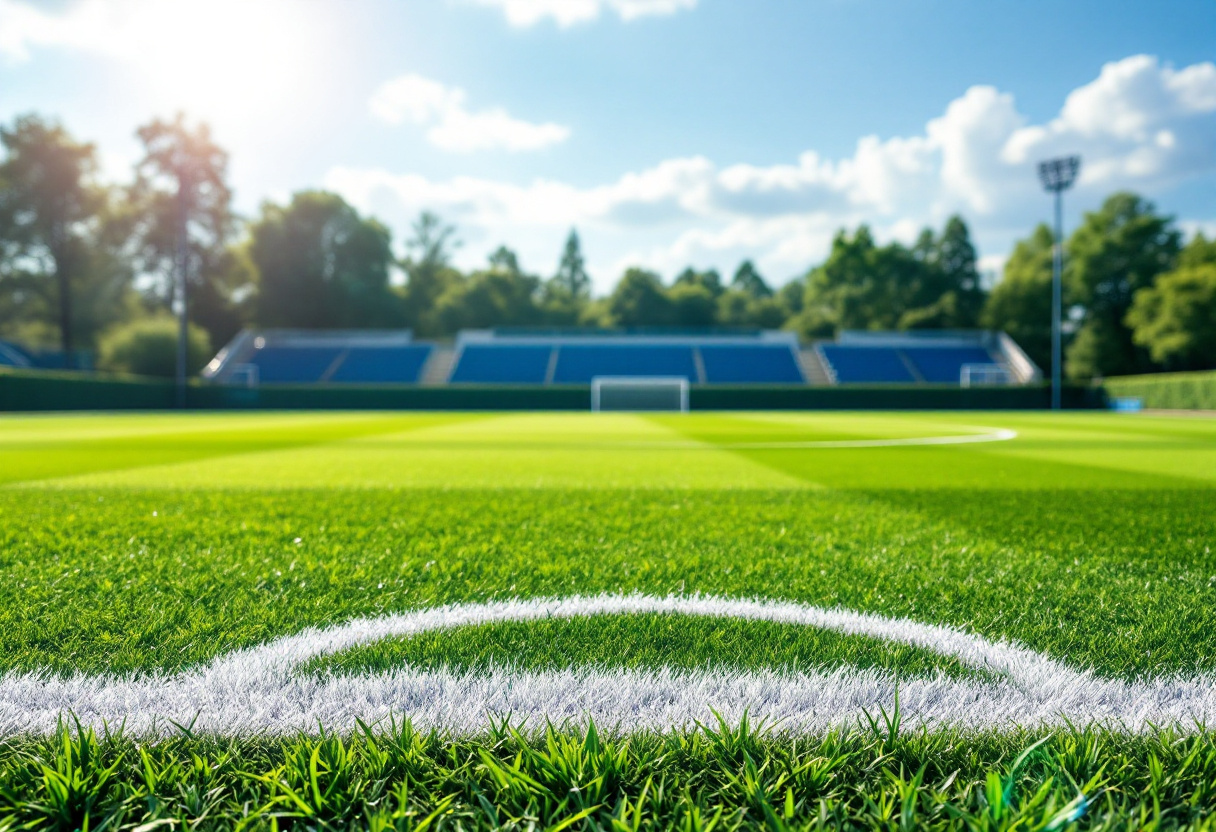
[[0, 341, 31, 368], [328, 345, 432, 383], [820, 343, 1003, 384], [248, 346, 344, 383], [551, 345, 699, 384], [902, 346, 997, 384], [203, 328, 1028, 389], [449, 344, 553, 383], [699, 345, 804, 383], [819, 345, 915, 383]]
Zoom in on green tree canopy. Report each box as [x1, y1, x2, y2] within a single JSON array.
[[248, 190, 401, 329], [553, 229, 590, 299], [402, 211, 460, 334], [673, 267, 724, 298], [130, 114, 242, 346], [1064, 192, 1181, 378], [900, 216, 986, 329], [981, 224, 1055, 372], [608, 268, 674, 327], [0, 114, 115, 359], [436, 246, 542, 332], [1126, 234, 1216, 371], [731, 260, 772, 299]]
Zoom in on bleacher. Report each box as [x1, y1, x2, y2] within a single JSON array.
[[816, 331, 1027, 385], [0, 342, 32, 369], [202, 327, 1037, 388], [445, 330, 806, 385], [448, 344, 551, 384], [202, 330, 431, 385]]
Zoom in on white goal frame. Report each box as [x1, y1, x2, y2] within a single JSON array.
[[591, 376, 690, 412], [960, 364, 1011, 388]]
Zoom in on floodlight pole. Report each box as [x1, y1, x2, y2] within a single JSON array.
[[1037, 156, 1080, 411], [1051, 187, 1063, 410], [175, 172, 192, 410]]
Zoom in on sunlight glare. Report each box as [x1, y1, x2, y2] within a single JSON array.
[[74, 0, 322, 121]]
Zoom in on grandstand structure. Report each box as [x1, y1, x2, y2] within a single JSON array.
[[0, 340, 89, 371], [815, 330, 1039, 386], [201, 327, 1040, 388]]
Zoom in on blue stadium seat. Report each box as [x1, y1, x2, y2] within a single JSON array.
[[0, 341, 31, 368], [699, 345, 804, 383], [450, 345, 553, 383], [902, 347, 997, 383], [328, 345, 432, 383], [249, 346, 343, 383], [820, 345, 915, 383], [551, 345, 697, 383]]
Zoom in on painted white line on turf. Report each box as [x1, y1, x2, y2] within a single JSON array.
[[427, 427, 1019, 450], [0, 593, 1211, 737], [712, 427, 1018, 449]]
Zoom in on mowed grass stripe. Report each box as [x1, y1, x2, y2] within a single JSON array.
[[24, 413, 812, 490], [0, 412, 478, 486]]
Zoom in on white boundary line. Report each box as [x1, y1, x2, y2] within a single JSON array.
[[0, 592, 1213, 737], [713, 427, 1018, 449]]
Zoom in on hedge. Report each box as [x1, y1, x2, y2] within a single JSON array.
[[1, 369, 1108, 412], [1104, 370, 1216, 411]]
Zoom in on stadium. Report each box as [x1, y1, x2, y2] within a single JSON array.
[[2, 1, 1216, 829]]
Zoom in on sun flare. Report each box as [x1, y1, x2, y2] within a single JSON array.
[[55, 0, 322, 120]]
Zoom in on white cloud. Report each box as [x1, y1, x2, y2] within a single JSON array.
[[369, 73, 570, 153], [464, 0, 697, 28], [333, 54, 1216, 290], [1002, 55, 1216, 187]]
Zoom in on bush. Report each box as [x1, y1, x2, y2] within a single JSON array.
[[98, 317, 212, 378], [1104, 370, 1216, 410]]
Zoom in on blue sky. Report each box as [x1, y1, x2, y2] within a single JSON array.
[[2, 0, 1214, 291]]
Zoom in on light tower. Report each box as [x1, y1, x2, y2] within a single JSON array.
[[1037, 156, 1080, 411]]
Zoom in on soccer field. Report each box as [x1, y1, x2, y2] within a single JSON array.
[[1, 410, 1215, 828]]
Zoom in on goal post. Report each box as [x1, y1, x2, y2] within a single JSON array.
[[591, 376, 690, 412], [960, 364, 1012, 387]]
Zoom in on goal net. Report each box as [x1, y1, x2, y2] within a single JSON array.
[[960, 364, 1011, 387], [591, 376, 690, 412]]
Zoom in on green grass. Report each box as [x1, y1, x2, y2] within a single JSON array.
[[1, 410, 1215, 828], [301, 613, 988, 681]]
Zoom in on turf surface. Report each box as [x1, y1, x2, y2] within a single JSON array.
[[1, 410, 1215, 828]]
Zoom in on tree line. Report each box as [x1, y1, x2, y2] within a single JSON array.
[[2, 112, 1213, 379]]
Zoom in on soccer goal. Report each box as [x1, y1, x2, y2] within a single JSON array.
[[960, 364, 1011, 387], [591, 376, 690, 412]]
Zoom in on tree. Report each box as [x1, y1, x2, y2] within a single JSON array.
[[553, 229, 590, 298], [673, 267, 724, 298], [800, 226, 919, 335], [1126, 235, 1216, 371], [402, 211, 460, 334], [719, 261, 786, 329], [98, 315, 212, 378], [669, 282, 717, 327], [248, 191, 401, 329], [731, 260, 772, 298], [130, 115, 241, 348], [436, 246, 542, 332], [0, 115, 105, 362], [900, 216, 986, 329], [981, 224, 1055, 372], [608, 268, 674, 327], [1065, 192, 1181, 378]]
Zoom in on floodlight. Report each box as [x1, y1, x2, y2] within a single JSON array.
[[1037, 155, 1081, 411], [1038, 156, 1080, 193]]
